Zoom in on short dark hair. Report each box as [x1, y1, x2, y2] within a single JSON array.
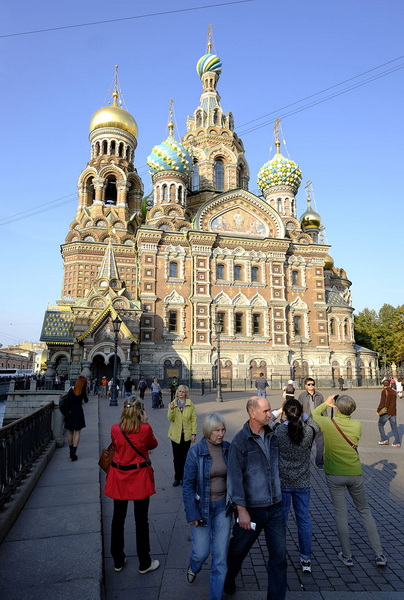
[[304, 377, 315, 385]]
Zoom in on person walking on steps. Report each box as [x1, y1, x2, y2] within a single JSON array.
[[64, 375, 88, 462]]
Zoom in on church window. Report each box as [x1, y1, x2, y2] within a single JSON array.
[[217, 312, 225, 333], [214, 159, 224, 191], [169, 262, 178, 278], [330, 318, 335, 335], [191, 161, 199, 192], [118, 142, 124, 157], [102, 140, 108, 154], [344, 320, 349, 338], [177, 186, 182, 203], [213, 110, 218, 125], [234, 265, 242, 281], [277, 198, 282, 212], [105, 176, 117, 205], [293, 315, 302, 336], [162, 184, 168, 201], [110, 140, 116, 155], [292, 270, 299, 286], [251, 266, 259, 282], [170, 184, 176, 202], [196, 111, 202, 127], [126, 147, 130, 161], [169, 310, 178, 332], [235, 313, 243, 334], [253, 313, 261, 334], [217, 264, 225, 279]]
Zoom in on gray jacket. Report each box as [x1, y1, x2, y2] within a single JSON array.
[[298, 390, 324, 416], [227, 421, 281, 508]]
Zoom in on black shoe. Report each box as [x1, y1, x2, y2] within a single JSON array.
[[186, 565, 197, 584], [114, 558, 127, 572], [224, 579, 236, 595], [172, 480, 181, 487]]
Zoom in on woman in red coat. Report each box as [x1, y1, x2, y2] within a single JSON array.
[[104, 398, 160, 574]]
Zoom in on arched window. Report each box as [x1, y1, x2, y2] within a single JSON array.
[[177, 186, 182, 203], [102, 140, 108, 154], [234, 265, 242, 281], [214, 159, 224, 191], [105, 176, 117, 205], [170, 184, 176, 202], [110, 140, 116, 155], [277, 198, 282, 212], [213, 110, 218, 125], [293, 315, 302, 336], [191, 161, 199, 192], [330, 318, 335, 336], [251, 266, 259, 282], [292, 270, 299, 286], [162, 184, 168, 201], [169, 310, 178, 332], [216, 264, 225, 280], [253, 313, 261, 334], [344, 320, 349, 338], [118, 142, 124, 157], [169, 262, 178, 278]]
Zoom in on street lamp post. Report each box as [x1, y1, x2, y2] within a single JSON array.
[[214, 319, 223, 402], [299, 339, 305, 388], [110, 316, 122, 407]]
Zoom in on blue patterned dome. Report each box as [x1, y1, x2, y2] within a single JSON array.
[[147, 136, 192, 175], [196, 53, 222, 78], [257, 151, 302, 194]]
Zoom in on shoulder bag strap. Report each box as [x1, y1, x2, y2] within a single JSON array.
[[331, 418, 358, 453], [120, 427, 151, 464], [308, 424, 316, 449]]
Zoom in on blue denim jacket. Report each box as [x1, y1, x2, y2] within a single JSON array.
[[182, 437, 230, 525], [227, 421, 281, 508]]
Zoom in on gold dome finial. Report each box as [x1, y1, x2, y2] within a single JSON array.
[[168, 98, 174, 137], [112, 65, 119, 106], [207, 24, 212, 53], [274, 117, 281, 153]]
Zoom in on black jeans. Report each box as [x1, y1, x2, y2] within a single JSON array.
[[111, 497, 151, 571], [171, 435, 191, 482], [226, 502, 287, 600]]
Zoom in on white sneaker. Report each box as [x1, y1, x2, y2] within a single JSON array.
[[300, 559, 312, 573], [139, 559, 160, 574]]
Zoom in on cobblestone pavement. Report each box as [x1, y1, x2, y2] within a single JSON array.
[[100, 387, 404, 599]]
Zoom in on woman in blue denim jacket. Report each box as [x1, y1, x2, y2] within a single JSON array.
[[182, 413, 231, 600]]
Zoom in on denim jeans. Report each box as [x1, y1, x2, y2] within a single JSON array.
[[282, 488, 312, 560], [257, 389, 267, 398], [151, 392, 160, 408], [325, 474, 382, 558], [378, 414, 399, 444], [190, 497, 231, 600], [226, 501, 287, 600]]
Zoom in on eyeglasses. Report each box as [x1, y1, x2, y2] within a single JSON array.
[[306, 383, 315, 386]]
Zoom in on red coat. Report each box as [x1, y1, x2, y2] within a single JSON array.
[[104, 423, 158, 500]]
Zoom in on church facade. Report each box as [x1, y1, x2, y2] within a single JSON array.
[[40, 43, 376, 387]]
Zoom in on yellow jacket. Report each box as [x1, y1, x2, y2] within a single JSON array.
[[167, 398, 197, 443]]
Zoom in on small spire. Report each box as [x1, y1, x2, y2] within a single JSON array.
[[207, 24, 212, 53], [274, 118, 281, 153], [112, 65, 119, 106], [305, 179, 313, 205], [168, 98, 174, 138]]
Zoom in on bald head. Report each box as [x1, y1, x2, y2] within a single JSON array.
[[247, 395, 271, 432]]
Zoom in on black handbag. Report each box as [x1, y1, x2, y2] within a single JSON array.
[[58, 391, 70, 416]]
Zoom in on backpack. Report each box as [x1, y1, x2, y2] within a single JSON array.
[[139, 380, 147, 389]]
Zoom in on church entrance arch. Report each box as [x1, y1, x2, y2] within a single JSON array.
[[92, 354, 121, 381], [164, 359, 183, 382]]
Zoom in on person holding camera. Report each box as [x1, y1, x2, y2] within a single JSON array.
[[312, 394, 387, 568]]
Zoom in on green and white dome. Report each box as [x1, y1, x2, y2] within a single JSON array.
[[196, 53, 222, 78], [147, 136, 192, 175], [257, 151, 302, 194]]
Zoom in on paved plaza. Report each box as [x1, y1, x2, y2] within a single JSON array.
[[0, 387, 403, 599]]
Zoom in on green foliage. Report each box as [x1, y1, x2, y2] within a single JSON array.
[[354, 304, 404, 365]]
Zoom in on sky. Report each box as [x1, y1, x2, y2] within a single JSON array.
[[1, 0, 403, 345]]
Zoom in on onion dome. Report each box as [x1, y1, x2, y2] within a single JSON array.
[[147, 110, 192, 175], [300, 197, 322, 230], [324, 254, 334, 270], [89, 89, 138, 137], [257, 150, 302, 193], [196, 53, 222, 78]]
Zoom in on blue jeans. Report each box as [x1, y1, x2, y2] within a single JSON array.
[[190, 497, 231, 600], [226, 501, 287, 600], [378, 414, 399, 444], [282, 488, 312, 560], [257, 389, 267, 398], [151, 392, 160, 408]]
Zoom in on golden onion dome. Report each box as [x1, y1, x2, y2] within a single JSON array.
[[89, 90, 138, 137], [300, 197, 321, 230], [324, 254, 334, 270]]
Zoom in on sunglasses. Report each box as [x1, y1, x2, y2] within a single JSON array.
[[306, 383, 315, 386]]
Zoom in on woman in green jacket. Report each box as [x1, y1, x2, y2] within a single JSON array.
[[312, 394, 386, 569], [167, 385, 197, 487]]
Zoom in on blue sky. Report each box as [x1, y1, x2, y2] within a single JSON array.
[[1, 0, 403, 344]]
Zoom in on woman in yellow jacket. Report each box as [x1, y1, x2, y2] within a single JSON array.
[[167, 385, 197, 487]]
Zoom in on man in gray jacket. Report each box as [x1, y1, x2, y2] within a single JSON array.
[[298, 377, 324, 469], [225, 396, 286, 599]]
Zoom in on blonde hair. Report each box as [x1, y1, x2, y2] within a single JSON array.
[[175, 385, 190, 400], [119, 396, 144, 433]]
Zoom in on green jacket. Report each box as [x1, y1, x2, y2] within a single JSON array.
[[311, 402, 362, 476], [167, 398, 197, 443]]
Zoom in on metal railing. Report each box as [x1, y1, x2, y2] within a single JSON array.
[[0, 402, 53, 511]]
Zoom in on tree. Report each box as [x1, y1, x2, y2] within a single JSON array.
[[354, 304, 404, 367]]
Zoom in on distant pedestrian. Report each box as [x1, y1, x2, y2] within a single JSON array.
[[104, 398, 160, 575], [377, 380, 400, 447], [168, 385, 197, 486], [338, 376, 344, 391], [255, 372, 269, 398], [312, 394, 387, 568], [137, 376, 148, 400], [124, 377, 134, 398], [64, 375, 88, 462], [151, 378, 161, 409], [170, 376, 179, 401], [100, 376, 108, 397]]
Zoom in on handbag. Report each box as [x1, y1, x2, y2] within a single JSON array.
[[98, 442, 115, 473], [58, 391, 70, 416], [377, 390, 388, 416]]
